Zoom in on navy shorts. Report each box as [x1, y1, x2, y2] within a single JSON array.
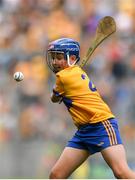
[[67, 118, 122, 154]]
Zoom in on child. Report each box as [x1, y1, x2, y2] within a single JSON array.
[[46, 38, 135, 179]]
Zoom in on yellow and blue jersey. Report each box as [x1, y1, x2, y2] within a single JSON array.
[[53, 65, 115, 127]]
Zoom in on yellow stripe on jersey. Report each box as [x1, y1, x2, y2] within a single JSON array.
[[54, 65, 115, 127]]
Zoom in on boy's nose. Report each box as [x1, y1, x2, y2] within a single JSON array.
[[52, 59, 57, 64]]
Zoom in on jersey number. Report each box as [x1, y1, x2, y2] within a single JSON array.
[[89, 81, 97, 92]]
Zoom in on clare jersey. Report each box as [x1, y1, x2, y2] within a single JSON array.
[[53, 65, 115, 127]]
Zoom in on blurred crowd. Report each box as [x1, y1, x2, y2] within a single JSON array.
[[0, 0, 135, 178]]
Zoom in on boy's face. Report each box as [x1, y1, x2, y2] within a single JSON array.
[[48, 51, 68, 73]]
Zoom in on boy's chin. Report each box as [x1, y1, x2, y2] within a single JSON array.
[[53, 66, 67, 73], [53, 67, 61, 73]]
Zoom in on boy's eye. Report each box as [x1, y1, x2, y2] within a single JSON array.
[[56, 54, 64, 60], [50, 52, 64, 60]]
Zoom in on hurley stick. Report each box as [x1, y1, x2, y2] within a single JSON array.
[[80, 16, 116, 68]]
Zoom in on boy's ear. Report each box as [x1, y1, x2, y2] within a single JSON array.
[[70, 55, 76, 61]]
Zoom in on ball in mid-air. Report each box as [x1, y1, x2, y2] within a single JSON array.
[[13, 72, 24, 82]]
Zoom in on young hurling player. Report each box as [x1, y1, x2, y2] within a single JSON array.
[[46, 38, 135, 179]]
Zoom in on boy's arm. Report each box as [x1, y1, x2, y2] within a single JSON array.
[[51, 92, 62, 103], [51, 75, 64, 103], [51, 89, 63, 103]]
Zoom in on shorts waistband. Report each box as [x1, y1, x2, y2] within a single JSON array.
[[77, 118, 115, 129]]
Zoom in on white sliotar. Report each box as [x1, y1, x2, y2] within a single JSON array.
[[13, 72, 24, 82]]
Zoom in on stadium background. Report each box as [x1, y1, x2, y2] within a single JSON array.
[[0, 0, 135, 178]]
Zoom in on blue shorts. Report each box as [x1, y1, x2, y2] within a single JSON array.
[[67, 118, 122, 154]]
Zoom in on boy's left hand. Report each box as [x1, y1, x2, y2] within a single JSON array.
[[51, 91, 63, 103]]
